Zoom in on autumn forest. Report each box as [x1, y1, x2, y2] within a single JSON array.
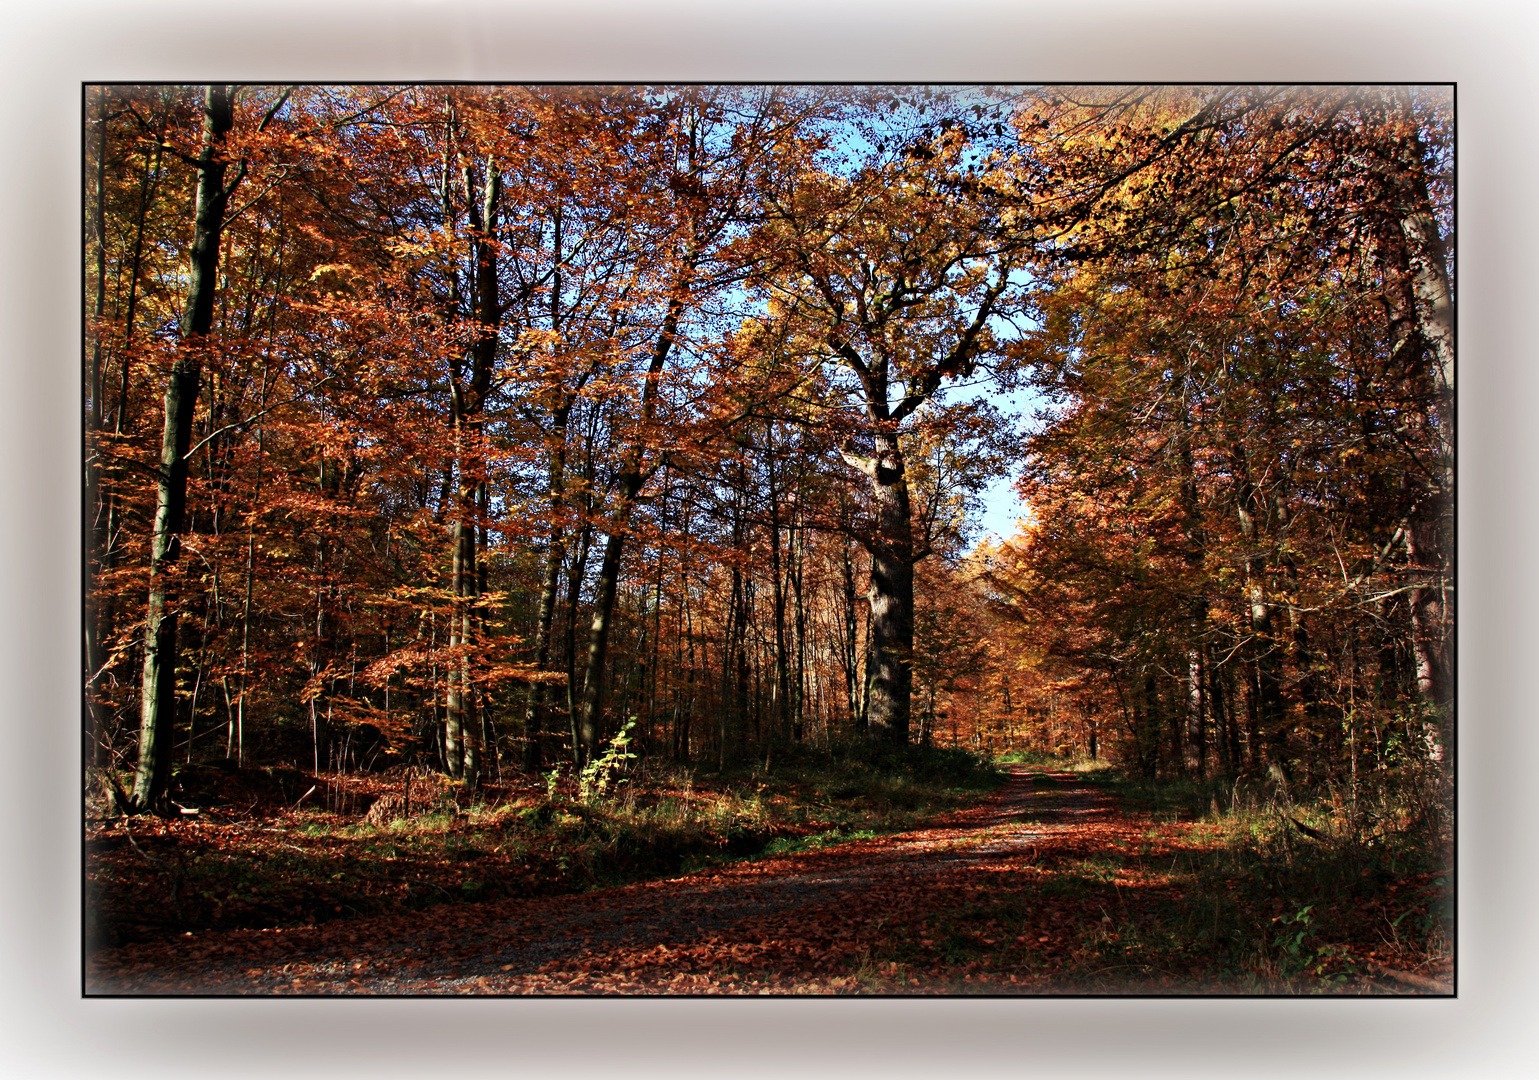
[[84, 84, 1453, 994]]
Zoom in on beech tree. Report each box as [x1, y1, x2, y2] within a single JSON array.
[[749, 89, 1028, 742], [562, 86, 837, 763], [983, 85, 1453, 781], [126, 85, 242, 811], [82, 83, 1452, 800]]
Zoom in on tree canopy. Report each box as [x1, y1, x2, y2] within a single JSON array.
[[83, 84, 1453, 807]]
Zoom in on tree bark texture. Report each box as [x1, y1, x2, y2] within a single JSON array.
[[863, 431, 915, 744], [131, 85, 236, 812], [443, 161, 499, 781]]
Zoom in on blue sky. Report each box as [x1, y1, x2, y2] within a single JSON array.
[[975, 470, 1029, 545], [942, 379, 1046, 548]]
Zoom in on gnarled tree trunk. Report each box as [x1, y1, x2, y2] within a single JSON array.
[[845, 428, 915, 744]]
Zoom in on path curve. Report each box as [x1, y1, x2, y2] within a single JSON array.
[[87, 766, 1119, 994]]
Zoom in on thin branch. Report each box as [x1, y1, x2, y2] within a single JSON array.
[[257, 85, 296, 132], [221, 166, 292, 230], [184, 373, 337, 459]]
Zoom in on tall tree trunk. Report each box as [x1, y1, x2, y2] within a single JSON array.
[[1143, 672, 1164, 777], [1186, 644, 1205, 777], [84, 88, 110, 767], [576, 527, 627, 761], [1242, 660, 1263, 768], [1233, 446, 1288, 774], [851, 429, 915, 745], [1177, 380, 1207, 777], [766, 428, 791, 744], [443, 158, 499, 782], [676, 558, 696, 762], [669, 498, 696, 761], [573, 280, 688, 763], [1384, 92, 1455, 464], [647, 474, 669, 740], [1212, 660, 1238, 775], [719, 543, 741, 768], [1405, 521, 1450, 707], [129, 85, 236, 813], [443, 455, 466, 778], [563, 515, 595, 761], [790, 497, 807, 743], [839, 528, 860, 731], [523, 404, 570, 773], [234, 404, 266, 767], [1372, 96, 1454, 717]]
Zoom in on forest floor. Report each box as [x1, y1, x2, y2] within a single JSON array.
[[85, 762, 1452, 995]]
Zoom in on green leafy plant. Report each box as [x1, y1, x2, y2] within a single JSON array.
[[542, 764, 566, 801], [579, 719, 638, 802], [1272, 904, 1315, 975], [1305, 942, 1360, 987], [1268, 904, 1349, 986]]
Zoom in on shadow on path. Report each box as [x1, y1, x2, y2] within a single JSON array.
[[88, 765, 1120, 994]]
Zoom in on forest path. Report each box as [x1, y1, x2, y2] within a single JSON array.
[[87, 765, 1127, 994]]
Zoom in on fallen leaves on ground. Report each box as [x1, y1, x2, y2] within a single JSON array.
[[86, 766, 1450, 995]]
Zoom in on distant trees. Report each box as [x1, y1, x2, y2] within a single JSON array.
[[979, 86, 1453, 783], [84, 84, 1452, 810]]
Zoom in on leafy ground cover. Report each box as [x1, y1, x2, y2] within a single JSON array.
[[86, 753, 1448, 995], [84, 743, 1000, 952], [847, 765, 1451, 993], [1088, 759, 1452, 992]]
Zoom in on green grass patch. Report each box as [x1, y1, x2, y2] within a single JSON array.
[[995, 748, 1069, 768]]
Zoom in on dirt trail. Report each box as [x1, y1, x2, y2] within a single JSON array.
[[87, 767, 1122, 995]]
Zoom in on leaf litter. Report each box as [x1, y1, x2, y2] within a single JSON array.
[[86, 765, 1447, 995]]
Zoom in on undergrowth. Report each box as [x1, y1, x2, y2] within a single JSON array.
[[85, 741, 1000, 949], [1122, 758, 1452, 990], [856, 756, 1452, 993]]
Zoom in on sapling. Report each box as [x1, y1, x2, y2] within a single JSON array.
[[579, 719, 638, 802]]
